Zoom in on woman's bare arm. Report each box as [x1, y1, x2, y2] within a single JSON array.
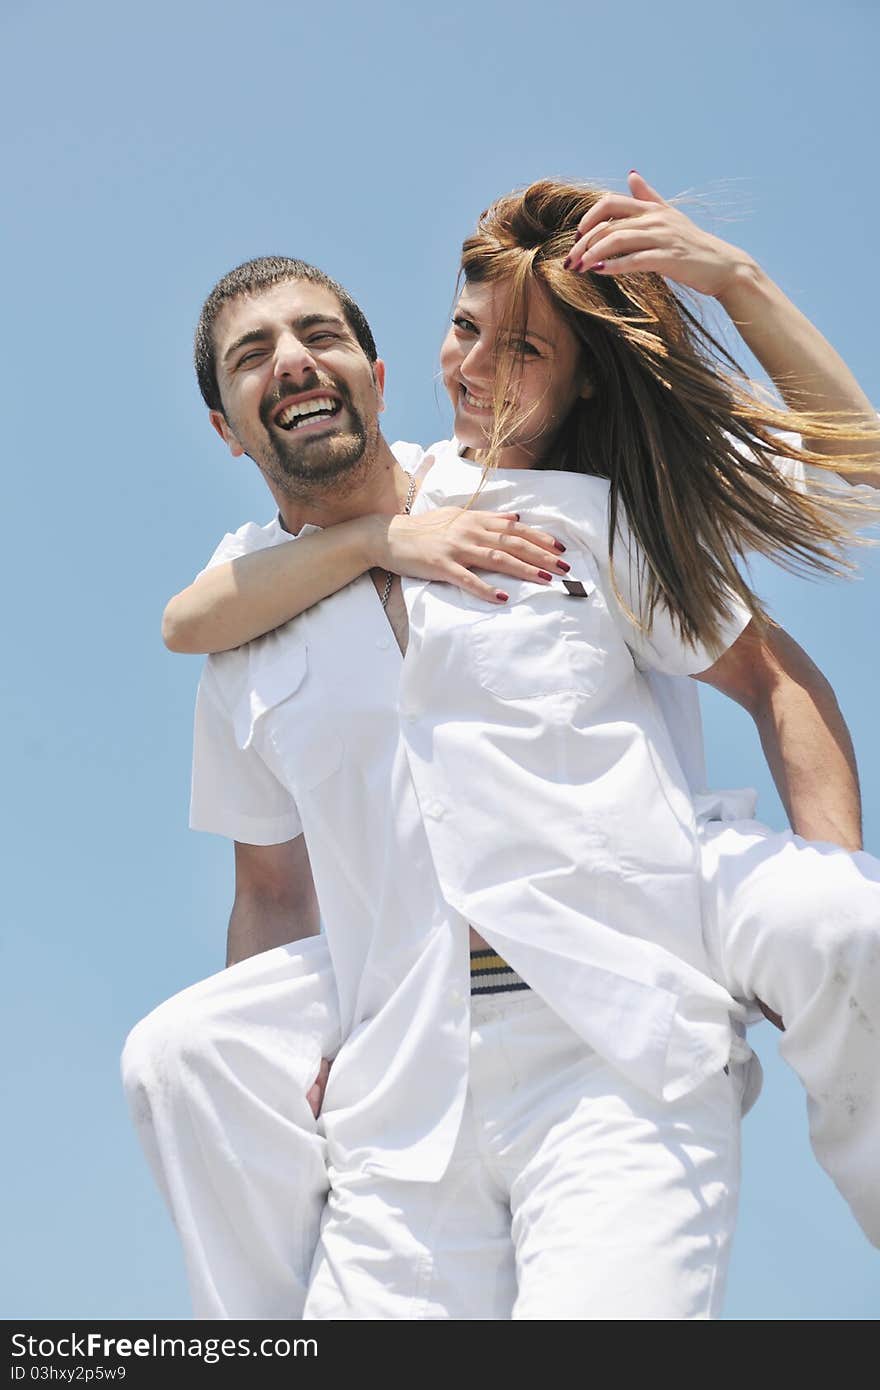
[[164, 515, 377, 654], [163, 506, 571, 654], [716, 266, 880, 485]]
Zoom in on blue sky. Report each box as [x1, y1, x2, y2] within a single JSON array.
[[2, 0, 878, 1320]]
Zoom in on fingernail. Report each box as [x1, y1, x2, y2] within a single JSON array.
[[537, 570, 553, 582], [513, 513, 520, 521], [556, 559, 571, 573], [591, 262, 606, 272], [553, 540, 566, 552], [496, 591, 509, 602], [628, 168, 638, 175], [563, 256, 573, 270]]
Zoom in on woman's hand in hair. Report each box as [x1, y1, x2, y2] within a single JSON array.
[[565, 169, 756, 301], [369, 506, 571, 604]]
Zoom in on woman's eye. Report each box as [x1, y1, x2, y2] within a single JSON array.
[[511, 339, 540, 357], [453, 315, 477, 333]]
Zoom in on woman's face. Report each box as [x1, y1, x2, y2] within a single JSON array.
[[439, 275, 593, 469]]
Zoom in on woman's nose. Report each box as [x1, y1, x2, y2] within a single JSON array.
[[461, 335, 494, 385]]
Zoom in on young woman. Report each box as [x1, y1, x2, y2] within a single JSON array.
[[144, 172, 880, 1319]]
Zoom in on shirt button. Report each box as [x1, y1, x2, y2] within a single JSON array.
[[376, 635, 391, 650], [450, 988, 464, 1005], [402, 711, 419, 723], [427, 800, 445, 819]]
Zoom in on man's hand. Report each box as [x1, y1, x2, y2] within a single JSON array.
[[307, 1058, 332, 1118], [758, 1000, 785, 1031]]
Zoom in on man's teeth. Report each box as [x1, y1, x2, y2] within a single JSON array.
[[277, 397, 340, 429], [463, 388, 492, 410]]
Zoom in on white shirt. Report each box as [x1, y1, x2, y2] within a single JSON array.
[[190, 439, 756, 1181]]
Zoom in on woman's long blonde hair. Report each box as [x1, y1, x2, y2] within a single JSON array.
[[459, 179, 880, 653]]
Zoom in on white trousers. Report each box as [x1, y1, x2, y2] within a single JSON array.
[[121, 822, 880, 1319], [121, 936, 340, 1320], [304, 987, 743, 1319], [699, 821, 880, 1249]]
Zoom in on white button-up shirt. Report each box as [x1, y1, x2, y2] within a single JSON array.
[[190, 439, 754, 1182]]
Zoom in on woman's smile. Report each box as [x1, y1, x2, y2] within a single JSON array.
[[459, 383, 494, 414]]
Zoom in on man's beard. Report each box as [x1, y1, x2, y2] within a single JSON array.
[[253, 377, 373, 498]]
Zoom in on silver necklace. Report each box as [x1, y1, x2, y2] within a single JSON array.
[[380, 471, 419, 608]]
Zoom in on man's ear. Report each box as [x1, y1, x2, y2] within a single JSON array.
[[372, 358, 387, 415], [209, 409, 245, 458]]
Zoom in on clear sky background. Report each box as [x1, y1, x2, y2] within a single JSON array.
[[2, 0, 878, 1321]]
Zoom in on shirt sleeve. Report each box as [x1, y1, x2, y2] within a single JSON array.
[[590, 506, 752, 677], [190, 660, 304, 845], [194, 521, 285, 581]]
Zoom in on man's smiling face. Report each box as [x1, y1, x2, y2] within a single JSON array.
[[210, 279, 386, 495]]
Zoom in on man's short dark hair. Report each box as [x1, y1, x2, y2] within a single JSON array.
[[194, 257, 378, 414]]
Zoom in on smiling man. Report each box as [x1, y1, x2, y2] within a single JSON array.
[[204, 266, 391, 505], [122, 254, 880, 1322]]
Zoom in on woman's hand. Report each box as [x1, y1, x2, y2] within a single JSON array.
[[368, 507, 571, 603], [564, 169, 755, 301]]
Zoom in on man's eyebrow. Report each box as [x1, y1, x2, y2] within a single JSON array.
[[224, 328, 270, 365], [223, 314, 349, 366], [293, 313, 347, 333]]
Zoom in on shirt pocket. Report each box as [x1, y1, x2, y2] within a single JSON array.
[[234, 639, 345, 792], [464, 574, 605, 702]]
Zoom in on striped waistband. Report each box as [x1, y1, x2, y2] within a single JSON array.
[[470, 949, 531, 996]]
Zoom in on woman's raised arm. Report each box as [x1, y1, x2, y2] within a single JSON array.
[[713, 268, 880, 485], [567, 170, 880, 486], [163, 505, 572, 654]]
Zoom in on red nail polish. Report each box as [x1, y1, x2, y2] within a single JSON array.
[[628, 168, 638, 175], [553, 540, 566, 552], [563, 256, 573, 270], [556, 560, 571, 573], [496, 591, 509, 602], [537, 570, 553, 581], [592, 262, 606, 272]]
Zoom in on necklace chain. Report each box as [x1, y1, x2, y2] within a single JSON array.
[[380, 471, 419, 609]]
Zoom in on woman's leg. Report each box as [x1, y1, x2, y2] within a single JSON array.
[[699, 821, 880, 1245], [121, 935, 340, 1319]]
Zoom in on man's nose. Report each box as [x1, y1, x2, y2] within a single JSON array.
[[273, 333, 318, 384]]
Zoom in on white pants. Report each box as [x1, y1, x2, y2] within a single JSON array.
[[699, 821, 880, 1249], [304, 987, 743, 1319], [121, 822, 880, 1319], [121, 936, 340, 1319]]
